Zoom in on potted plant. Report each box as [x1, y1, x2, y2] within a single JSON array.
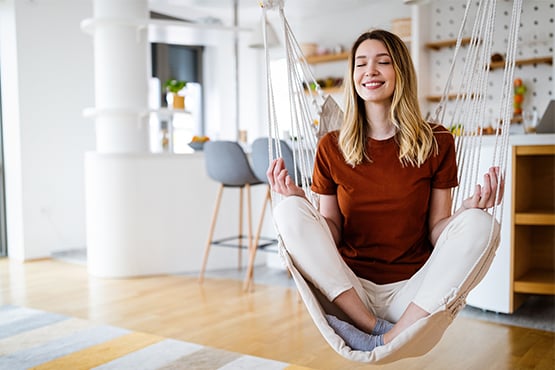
[[164, 79, 187, 109]]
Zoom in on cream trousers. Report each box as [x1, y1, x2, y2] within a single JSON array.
[[273, 196, 500, 323]]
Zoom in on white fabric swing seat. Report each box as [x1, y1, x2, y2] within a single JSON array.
[[277, 218, 501, 364]]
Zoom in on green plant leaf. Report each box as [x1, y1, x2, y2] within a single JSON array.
[[164, 79, 187, 93]]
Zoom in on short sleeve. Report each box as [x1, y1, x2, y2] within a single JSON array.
[[431, 129, 458, 189], [311, 132, 340, 195]]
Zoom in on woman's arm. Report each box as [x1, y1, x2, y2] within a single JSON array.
[[319, 194, 343, 245], [267, 158, 342, 244], [429, 166, 504, 246], [428, 188, 453, 246]]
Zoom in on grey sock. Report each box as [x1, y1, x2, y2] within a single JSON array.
[[372, 317, 394, 335], [326, 314, 384, 351]]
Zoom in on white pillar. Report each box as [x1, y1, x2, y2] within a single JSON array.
[[83, 0, 151, 278], [90, 0, 149, 153]]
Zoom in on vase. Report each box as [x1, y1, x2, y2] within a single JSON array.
[[172, 93, 185, 110]]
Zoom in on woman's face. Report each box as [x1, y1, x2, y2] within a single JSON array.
[[353, 39, 396, 104]]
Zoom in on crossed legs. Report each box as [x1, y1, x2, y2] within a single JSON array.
[[273, 197, 500, 351]]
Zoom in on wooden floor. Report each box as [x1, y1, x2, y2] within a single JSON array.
[[1, 258, 554, 370]]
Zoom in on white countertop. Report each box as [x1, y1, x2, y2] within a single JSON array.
[[507, 133, 555, 145], [470, 133, 555, 146]]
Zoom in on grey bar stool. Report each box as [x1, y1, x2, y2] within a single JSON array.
[[243, 137, 301, 291], [199, 140, 264, 284]]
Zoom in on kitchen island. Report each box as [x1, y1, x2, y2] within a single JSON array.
[[85, 150, 271, 278]]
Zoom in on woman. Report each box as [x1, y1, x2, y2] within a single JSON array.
[[267, 29, 503, 352]]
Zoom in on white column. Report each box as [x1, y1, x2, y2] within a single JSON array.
[[89, 0, 149, 153], [83, 0, 151, 278]]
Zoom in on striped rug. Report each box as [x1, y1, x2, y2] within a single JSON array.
[[0, 305, 310, 370]]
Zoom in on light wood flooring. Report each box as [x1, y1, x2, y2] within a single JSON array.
[[1, 258, 554, 370]]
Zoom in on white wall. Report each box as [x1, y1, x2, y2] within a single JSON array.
[[0, 0, 95, 260]]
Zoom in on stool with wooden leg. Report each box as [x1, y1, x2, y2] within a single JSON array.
[[243, 137, 301, 291], [199, 141, 263, 284]]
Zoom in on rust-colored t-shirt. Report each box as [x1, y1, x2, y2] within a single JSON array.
[[311, 126, 458, 284]]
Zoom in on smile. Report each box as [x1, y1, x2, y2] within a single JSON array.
[[362, 81, 384, 88]]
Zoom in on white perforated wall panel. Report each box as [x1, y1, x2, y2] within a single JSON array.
[[424, 0, 554, 123]]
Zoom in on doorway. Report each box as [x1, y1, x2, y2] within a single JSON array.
[[151, 43, 205, 152]]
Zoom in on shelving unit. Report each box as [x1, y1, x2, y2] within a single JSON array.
[[511, 144, 555, 311]]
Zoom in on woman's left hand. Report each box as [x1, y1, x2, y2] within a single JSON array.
[[267, 158, 306, 198], [462, 166, 504, 210]]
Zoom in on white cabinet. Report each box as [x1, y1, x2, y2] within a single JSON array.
[[466, 134, 555, 313]]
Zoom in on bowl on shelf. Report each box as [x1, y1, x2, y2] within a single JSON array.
[[188, 136, 210, 151], [188, 141, 205, 151]]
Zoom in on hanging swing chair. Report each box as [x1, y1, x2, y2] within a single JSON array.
[[257, 0, 521, 364]]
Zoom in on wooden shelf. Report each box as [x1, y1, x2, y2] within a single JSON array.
[[515, 144, 555, 156], [321, 86, 344, 94], [425, 93, 477, 102], [490, 56, 553, 70], [426, 94, 453, 103], [305, 86, 344, 95], [425, 37, 472, 50], [515, 212, 555, 225], [305, 52, 349, 64], [514, 269, 555, 295]]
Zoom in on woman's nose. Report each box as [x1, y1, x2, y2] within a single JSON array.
[[365, 63, 377, 76]]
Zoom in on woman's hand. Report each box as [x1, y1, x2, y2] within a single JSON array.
[[462, 166, 505, 210], [429, 167, 504, 245], [267, 158, 305, 198]]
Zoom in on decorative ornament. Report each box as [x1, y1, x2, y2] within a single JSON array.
[[513, 78, 527, 116]]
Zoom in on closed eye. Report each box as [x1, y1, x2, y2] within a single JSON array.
[[355, 55, 367, 68]]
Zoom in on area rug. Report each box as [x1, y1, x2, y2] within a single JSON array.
[[0, 305, 310, 370]]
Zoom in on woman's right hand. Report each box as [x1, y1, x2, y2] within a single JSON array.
[[267, 158, 305, 198]]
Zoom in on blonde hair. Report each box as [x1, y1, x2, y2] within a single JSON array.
[[339, 29, 437, 167]]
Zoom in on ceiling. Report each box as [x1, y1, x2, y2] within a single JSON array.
[[149, 0, 388, 24]]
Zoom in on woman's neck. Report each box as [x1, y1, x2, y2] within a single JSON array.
[[366, 103, 395, 140]]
